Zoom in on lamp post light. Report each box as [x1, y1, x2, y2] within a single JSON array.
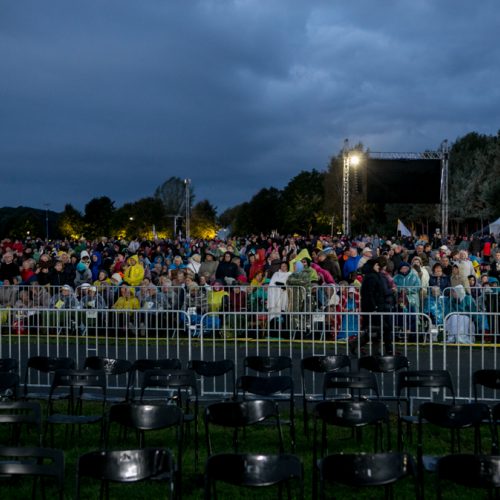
[[342, 139, 360, 237]]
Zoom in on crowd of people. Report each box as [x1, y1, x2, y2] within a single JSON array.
[[0, 232, 499, 342]]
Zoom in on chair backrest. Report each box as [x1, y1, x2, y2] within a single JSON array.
[[139, 369, 197, 404], [397, 370, 455, 403], [419, 402, 490, 430], [0, 401, 42, 445], [473, 369, 500, 401], [358, 355, 409, 373], [23, 356, 76, 396], [205, 453, 303, 497], [127, 359, 182, 400], [243, 356, 292, 375], [319, 452, 416, 492], [237, 375, 293, 398], [76, 448, 174, 499], [0, 446, 64, 499], [437, 454, 500, 494], [322, 371, 379, 400], [0, 372, 19, 400], [0, 358, 18, 373], [205, 399, 283, 454], [108, 402, 183, 431], [107, 403, 183, 452], [301, 355, 351, 374], [49, 369, 106, 404], [83, 356, 133, 376], [188, 359, 235, 398], [315, 400, 390, 428]]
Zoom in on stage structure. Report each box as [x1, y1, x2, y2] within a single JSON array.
[[342, 139, 449, 237]]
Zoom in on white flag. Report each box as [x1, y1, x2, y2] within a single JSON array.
[[397, 219, 412, 237]]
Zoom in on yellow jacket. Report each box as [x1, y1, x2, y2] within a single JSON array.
[[123, 256, 145, 286]]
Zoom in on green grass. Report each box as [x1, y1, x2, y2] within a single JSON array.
[[0, 401, 496, 499]]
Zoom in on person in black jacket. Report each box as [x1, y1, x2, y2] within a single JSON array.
[[215, 252, 239, 284], [360, 258, 393, 354]]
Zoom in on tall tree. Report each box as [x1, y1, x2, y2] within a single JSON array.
[[113, 197, 167, 239], [58, 204, 85, 239], [281, 169, 326, 235], [84, 196, 115, 238], [191, 200, 218, 239]]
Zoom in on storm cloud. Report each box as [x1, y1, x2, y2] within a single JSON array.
[[1, 0, 499, 212]]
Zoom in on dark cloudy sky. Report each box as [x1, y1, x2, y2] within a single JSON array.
[[1, 1, 499, 214]]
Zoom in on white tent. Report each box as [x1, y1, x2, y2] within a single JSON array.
[[490, 217, 500, 235]]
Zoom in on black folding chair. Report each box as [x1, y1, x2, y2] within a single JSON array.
[[0, 372, 19, 401], [0, 357, 18, 373], [106, 402, 184, 497], [358, 354, 409, 404], [396, 370, 455, 451], [0, 401, 42, 446], [205, 399, 284, 455], [188, 359, 235, 402], [437, 454, 500, 499], [127, 358, 182, 401], [139, 369, 199, 466], [237, 374, 295, 450], [204, 453, 303, 500], [0, 446, 64, 499], [82, 356, 132, 404], [23, 356, 75, 401], [76, 448, 175, 500], [318, 452, 419, 500], [322, 371, 380, 401], [44, 368, 107, 446], [300, 354, 351, 436]]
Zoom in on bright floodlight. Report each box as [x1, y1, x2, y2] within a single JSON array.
[[350, 154, 360, 166]]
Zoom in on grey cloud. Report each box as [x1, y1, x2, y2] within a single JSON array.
[[1, 0, 499, 213]]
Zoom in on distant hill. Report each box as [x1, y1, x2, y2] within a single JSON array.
[[0, 206, 60, 240]]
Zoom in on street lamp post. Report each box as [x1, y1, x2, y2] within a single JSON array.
[[342, 139, 360, 237], [184, 179, 191, 240], [44, 203, 50, 241]]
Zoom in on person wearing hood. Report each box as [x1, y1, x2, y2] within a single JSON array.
[[186, 253, 201, 277], [360, 258, 393, 354], [74, 261, 93, 288], [89, 251, 102, 282], [123, 255, 145, 286], [215, 251, 239, 283], [267, 261, 291, 321], [444, 284, 477, 343], [342, 247, 361, 279], [393, 261, 422, 338], [199, 252, 218, 283]]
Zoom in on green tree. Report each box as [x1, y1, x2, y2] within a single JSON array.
[[113, 197, 167, 239], [84, 196, 115, 238], [58, 204, 85, 239], [191, 200, 218, 239], [281, 170, 326, 235]]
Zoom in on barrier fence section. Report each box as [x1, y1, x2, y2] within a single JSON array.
[[0, 283, 499, 404]]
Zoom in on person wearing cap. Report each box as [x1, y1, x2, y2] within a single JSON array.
[[49, 284, 80, 309]]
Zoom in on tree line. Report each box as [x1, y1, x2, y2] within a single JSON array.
[[1, 131, 499, 240]]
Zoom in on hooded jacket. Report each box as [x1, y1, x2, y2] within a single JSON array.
[[123, 255, 145, 286]]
